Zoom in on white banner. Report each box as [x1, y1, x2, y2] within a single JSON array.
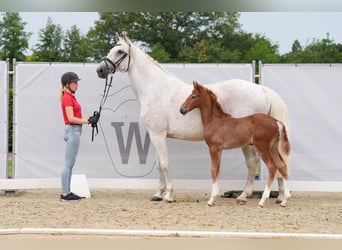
[[14, 63, 253, 179], [261, 64, 342, 181], [0, 61, 8, 179]]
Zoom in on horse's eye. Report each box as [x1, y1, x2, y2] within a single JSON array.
[[118, 50, 124, 54], [191, 95, 196, 99]]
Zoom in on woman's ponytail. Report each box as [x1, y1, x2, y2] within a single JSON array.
[[60, 85, 65, 102]]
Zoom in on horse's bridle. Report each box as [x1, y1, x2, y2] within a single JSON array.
[[102, 43, 131, 74]]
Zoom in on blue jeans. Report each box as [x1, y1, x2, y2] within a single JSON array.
[[61, 125, 82, 194]]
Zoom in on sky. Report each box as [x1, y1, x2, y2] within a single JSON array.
[[18, 12, 342, 55]]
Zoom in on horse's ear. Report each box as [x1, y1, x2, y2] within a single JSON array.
[[123, 31, 129, 43], [193, 80, 199, 89], [115, 32, 120, 43]]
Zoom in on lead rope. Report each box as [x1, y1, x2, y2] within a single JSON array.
[[91, 74, 113, 141]]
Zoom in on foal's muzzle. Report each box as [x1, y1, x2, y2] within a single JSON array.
[[180, 107, 188, 115]]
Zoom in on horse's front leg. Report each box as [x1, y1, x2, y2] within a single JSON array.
[[150, 152, 166, 201], [207, 146, 222, 206], [237, 146, 259, 205], [149, 131, 173, 202]]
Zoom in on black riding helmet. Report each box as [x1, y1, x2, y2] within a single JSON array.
[[61, 72, 81, 85]]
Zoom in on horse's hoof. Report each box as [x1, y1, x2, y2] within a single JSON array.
[[207, 202, 214, 207], [163, 198, 174, 203], [275, 198, 282, 204], [236, 199, 247, 205], [280, 203, 287, 207], [257, 204, 264, 208], [151, 196, 163, 202]]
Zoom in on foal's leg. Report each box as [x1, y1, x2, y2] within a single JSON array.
[[208, 146, 222, 206], [237, 146, 259, 205], [258, 152, 277, 208], [272, 152, 291, 207], [276, 151, 291, 203]]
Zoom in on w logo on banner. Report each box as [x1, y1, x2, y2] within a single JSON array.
[[111, 122, 150, 164], [100, 95, 156, 178]]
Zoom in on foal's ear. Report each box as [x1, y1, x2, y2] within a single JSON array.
[[115, 32, 120, 43]]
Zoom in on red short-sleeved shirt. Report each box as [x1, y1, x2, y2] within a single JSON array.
[[61, 91, 82, 124]]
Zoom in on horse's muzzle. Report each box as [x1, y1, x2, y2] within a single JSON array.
[[180, 107, 188, 115], [96, 64, 109, 79]]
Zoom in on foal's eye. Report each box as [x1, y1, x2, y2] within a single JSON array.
[[191, 95, 196, 99]]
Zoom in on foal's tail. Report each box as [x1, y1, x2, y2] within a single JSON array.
[[277, 121, 291, 155]]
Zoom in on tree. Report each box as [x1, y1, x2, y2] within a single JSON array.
[[245, 35, 280, 63], [32, 17, 64, 62], [0, 12, 31, 62], [88, 12, 242, 62], [282, 34, 342, 63], [281, 40, 304, 63], [148, 42, 170, 62], [301, 34, 342, 63], [291, 39, 302, 53], [63, 25, 93, 62], [87, 12, 134, 61]]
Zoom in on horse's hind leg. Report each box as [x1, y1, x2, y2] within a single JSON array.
[[273, 153, 291, 207], [237, 146, 259, 205], [279, 178, 291, 207]]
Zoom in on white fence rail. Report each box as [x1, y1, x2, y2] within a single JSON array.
[[0, 61, 8, 179]]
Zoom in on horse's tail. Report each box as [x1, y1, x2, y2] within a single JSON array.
[[277, 121, 291, 155]]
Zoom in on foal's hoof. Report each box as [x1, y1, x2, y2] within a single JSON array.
[[257, 204, 264, 208], [151, 196, 163, 202], [275, 198, 282, 204], [163, 198, 174, 203], [236, 199, 247, 205]]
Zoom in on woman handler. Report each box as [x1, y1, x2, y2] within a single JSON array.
[[60, 72, 99, 201]]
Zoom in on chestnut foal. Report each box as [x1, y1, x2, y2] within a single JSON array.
[[180, 81, 291, 207]]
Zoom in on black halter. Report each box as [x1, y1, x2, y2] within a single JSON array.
[[102, 43, 131, 74]]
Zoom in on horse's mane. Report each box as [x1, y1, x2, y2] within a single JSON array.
[[198, 85, 227, 116]]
